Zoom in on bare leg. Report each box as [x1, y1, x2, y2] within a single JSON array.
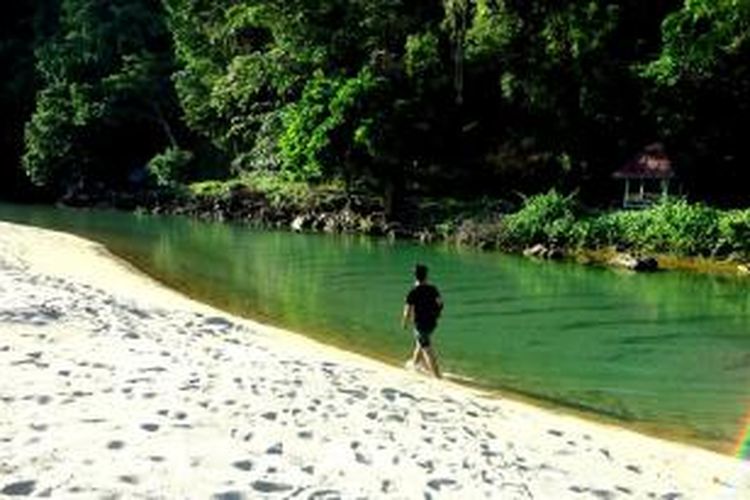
[[410, 344, 425, 369], [421, 346, 442, 379]]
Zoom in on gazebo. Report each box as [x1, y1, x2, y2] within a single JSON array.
[[613, 143, 674, 208]]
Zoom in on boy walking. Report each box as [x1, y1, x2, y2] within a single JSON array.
[[402, 264, 443, 378]]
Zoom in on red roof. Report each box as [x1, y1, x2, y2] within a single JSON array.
[[613, 143, 674, 179]]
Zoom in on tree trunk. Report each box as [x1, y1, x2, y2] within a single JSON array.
[[152, 103, 178, 149]]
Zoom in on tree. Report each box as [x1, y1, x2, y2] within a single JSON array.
[[0, 2, 58, 199], [23, 0, 179, 192], [644, 0, 750, 204], [5, 0, 747, 209], [165, 0, 445, 203]]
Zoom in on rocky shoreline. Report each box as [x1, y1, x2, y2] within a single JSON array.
[[57, 186, 750, 277]]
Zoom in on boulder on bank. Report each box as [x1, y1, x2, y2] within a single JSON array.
[[291, 215, 308, 232], [738, 263, 750, 275], [523, 244, 564, 260], [523, 244, 545, 258], [416, 229, 434, 244], [609, 253, 659, 272]]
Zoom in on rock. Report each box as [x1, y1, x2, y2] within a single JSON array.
[[546, 247, 565, 260], [357, 216, 374, 234], [323, 214, 339, 233], [610, 253, 658, 272], [738, 263, 750, 274], [726, 252, 746, 263], [338, 208, 357, 232], [523, 244, 564, 260], [523, 244, 548, 258], [417, 230, 433, 244], [637, 256, 658, 271], [312, 213, 328, 231], [291, 215, 306, 232]]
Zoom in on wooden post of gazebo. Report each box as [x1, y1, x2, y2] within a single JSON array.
[[613, 143, 674, 208]]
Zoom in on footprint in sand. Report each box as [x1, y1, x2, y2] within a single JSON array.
[[1, 480, 37, 496], [232, 460, 253, 472], [250, 481, 293, 494], [266, 443, 283, 455], [36, 395, 52, 405], [306, 490, 341, 500], [626, 464, 642, 474], [107, 440, 125, 450], [212, 492, 245, 500]]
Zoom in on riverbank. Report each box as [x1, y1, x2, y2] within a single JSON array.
[[74, 181, 750, 278], [1, 221, 748, 498], [43, 171, 750, 278]]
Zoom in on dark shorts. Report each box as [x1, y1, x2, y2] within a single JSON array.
[[414, 325, 436, 348]]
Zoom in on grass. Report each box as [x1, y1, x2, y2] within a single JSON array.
[[187, 172, 347, 209]]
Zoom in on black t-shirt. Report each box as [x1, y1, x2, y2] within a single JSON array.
[[406, 283, 442, 330]]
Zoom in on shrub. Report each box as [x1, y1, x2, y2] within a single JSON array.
[[581, 199, 722, 256], [148, 147, 194, 186], [719, 209, 750, 256], [499, 196, 737, 257], [639, 199, 721, 255], [188, 179, 243, 198], [577, 213, 626, 248], [501, 189, 579, 247]]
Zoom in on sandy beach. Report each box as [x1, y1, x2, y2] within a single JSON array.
[[0, 221, 748, 499]]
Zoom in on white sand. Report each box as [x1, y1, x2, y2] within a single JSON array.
[[0, 220, 748, 499]]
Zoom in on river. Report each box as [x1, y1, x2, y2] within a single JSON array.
[[1, 202, 748, 455]]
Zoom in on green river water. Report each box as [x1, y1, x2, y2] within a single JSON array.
[[1, 203, 749, 455]]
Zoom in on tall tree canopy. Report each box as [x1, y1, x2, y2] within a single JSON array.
[[0, 0, 747, 206], [23, 0, 179, 191]]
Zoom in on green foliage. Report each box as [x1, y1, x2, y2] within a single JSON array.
[[163, 0, 443, 187], [718, 209, 750, 255], [241, 171, 324, 208], [148, 147, 194, 186], [278, 72, 340, 181], [497, 194, 745, 258], [278, 69, 380, 181], [405, 31, 441, 79], [165, 0, 391, 172], [502, 190, 580, 247], [188, 171, 343, 209], [22, 86, 75, 186], [641, 1, 750, 204], [4, 0, 750, 215], [22, 0, 178, 191], [598, 200, 722, 256], [188, 179, 240, 199], [644, 0, 750, 85], [540, 3, 619, 61], [464, 0, 520, 62], [573, 199, 740, 257]]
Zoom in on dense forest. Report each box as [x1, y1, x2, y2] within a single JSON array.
[[1, 1, 748, 210]]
